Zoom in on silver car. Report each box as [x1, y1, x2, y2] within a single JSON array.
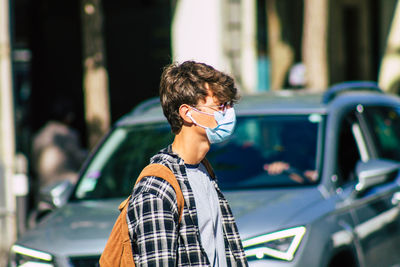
[[8, 82, 400, 267]]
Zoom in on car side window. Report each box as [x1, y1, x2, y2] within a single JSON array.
[[363, 106, 400, 162], [336, 113, 361, 185]]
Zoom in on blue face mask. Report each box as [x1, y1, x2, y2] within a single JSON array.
[[187, 107, 236, 144]]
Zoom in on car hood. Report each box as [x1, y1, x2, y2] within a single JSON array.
[[16, 187, 327, 257], [16, 199, 123, 258], [224, 186, 326, 239]]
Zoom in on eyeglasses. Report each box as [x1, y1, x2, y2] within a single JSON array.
[[195, 102, 233, 113]]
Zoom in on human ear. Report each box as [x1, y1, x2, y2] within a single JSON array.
[[179, 104, 192, 123]]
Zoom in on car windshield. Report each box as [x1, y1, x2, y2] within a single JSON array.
[[74, 114, 323, 200]]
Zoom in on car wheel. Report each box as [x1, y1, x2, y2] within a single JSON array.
[[328, 249, 358, 267]]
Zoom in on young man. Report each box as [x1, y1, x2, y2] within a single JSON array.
[[127, 61, 248, 266]]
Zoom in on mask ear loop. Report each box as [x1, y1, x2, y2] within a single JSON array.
[[191, 106, 214, 117], [186, 110, 207, 129]]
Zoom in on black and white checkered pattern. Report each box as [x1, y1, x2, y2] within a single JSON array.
[[127, 145, 248, 266]]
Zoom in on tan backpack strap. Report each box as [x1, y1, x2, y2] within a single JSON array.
[[119, 196, 131, 211], [201, 157, 215, 179], [100, 195, 134, 267], [100, 165, 185, 267], [134, 164, 184, 223], [119, 196, 132, 242]]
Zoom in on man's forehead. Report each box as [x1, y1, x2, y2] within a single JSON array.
[[196, 83, 227, 105]]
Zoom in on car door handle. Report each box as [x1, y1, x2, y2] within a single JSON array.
[[391, 192, 400, 206]]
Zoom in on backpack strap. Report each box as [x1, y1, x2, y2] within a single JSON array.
[[119, 163, 184, 223], [201, 157, 215, 179], [101, 164, 184, 267]]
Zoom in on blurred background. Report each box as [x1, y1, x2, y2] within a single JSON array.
[[1, 0, 400, 264]]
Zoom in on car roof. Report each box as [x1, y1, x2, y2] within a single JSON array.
[[234, 90, 326, 115], [116, 91, 327, 127], [116, 82, 399, 127]]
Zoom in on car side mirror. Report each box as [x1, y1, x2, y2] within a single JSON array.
[[355, 159, 400, 193], [40, 180, 74, 208]]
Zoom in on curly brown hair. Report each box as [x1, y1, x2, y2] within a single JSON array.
[[159, 61, 239, 133]]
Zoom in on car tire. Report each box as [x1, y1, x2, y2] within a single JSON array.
[[328, 249, 358, 267]]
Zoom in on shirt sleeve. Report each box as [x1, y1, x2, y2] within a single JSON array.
[[127, 178, 179, 267]]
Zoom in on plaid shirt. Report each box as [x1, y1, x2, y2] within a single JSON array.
[[127, 145, 248, 266]]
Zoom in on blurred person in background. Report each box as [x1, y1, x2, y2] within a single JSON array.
[[30, 99, 87, 223]]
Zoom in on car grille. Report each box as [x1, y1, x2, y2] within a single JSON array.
[[69, 256, 100, 267]]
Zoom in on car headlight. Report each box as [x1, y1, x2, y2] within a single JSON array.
[[243, 226, 306, 261], [9, 245, 54, 267]]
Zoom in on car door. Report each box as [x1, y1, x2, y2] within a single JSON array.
[[335, 107, 400, 267], [348, 105, 400, 267]]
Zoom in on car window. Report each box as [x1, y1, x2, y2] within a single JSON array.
[[363, 106, 400, 162], [74, 123, 174, 199], [73, 114, 323, 200], [208, 114, 322, 189], [336, 113, 362, 184]]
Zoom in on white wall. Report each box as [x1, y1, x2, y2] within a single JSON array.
[[172, 0, 227, 72], [240, 0, 257, 92], [172, 0, 257, 92]]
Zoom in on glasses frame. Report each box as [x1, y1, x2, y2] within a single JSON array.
[[195, 102, 232, 113]]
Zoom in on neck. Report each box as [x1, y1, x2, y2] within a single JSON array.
[[172, 128, 210, 165]]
